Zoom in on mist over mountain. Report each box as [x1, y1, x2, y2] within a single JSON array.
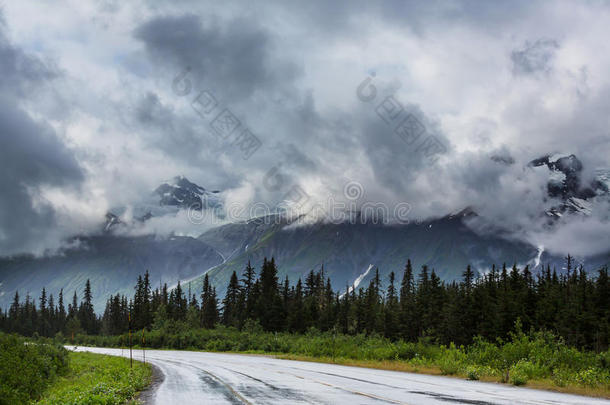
[[102, 175, 225, 233], [1, 167, 608, 312]]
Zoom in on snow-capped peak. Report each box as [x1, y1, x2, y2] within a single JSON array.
[[154, 176, 222, 211]]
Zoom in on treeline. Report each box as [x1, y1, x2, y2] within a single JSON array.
[[1, 256, 609, 350], [0, 280, 97, 338]]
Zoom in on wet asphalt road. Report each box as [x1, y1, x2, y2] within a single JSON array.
[[72, 347, 609, 405]]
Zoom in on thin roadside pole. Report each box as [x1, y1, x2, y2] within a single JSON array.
[[142, 328, 146, 364], [128, 312, 133, 368]]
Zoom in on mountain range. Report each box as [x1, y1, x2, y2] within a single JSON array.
[[0, 157, 608, 311]]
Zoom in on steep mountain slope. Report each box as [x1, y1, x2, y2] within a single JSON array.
[[0, 235, 223, 311], [190, 212, 560, 298]]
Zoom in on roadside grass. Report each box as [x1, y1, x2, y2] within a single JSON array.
[[35, 351, 151, 405]]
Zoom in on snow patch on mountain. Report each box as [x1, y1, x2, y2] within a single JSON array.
[[534, 245, 544, 268], [548, 153, 571, 163], [565, 197, 593, 216], [346, 264, 374, 295], [154, 176, 222, 211]]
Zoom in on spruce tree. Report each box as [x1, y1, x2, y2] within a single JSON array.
[[399, 260, 416, 340], [256, 258, 284, 331], [289, 279, 305, 333], [79, 280, 97, 334], [384, 271, 399, 339], [222, 271, 240, 327], [201, 275, 219, 328], [57, 289, 66, 334]]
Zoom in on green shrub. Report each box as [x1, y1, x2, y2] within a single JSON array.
[[438, 343, 466, 375], [551, 368, 571, 387], [597, 350, 610, 370], [510, 370, 528, 385], [509, 360, 543, 386], [394, 341, 418, 360], [550, 367, 610, 388], [577, 367, 610, 387], [0, 333, 69, 403], [466, 366, 480, 380], [467, 337, 503, 370], [439, 358, 460, 375]]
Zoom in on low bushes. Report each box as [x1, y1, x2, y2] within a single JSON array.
[[0, 333, 69, 404]]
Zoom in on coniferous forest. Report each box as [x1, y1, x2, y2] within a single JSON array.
[[1, 255, 608, 351]]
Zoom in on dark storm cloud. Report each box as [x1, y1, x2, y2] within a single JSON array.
[[134, 14, 299, 102], [128, 6, 451, 220], [0, 17, 83, 256], [0, 103, 84, 254], [132, 90, 243, 188], [130, 12, 307, 195], [0, 19, 58, 96], [359, 100, 450, 191]]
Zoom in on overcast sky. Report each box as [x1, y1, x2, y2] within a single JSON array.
[[1, 0, 609, 257]]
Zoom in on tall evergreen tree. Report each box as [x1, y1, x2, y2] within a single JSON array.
[[201, 275, 219, 328], [256, 258, 284, 331], [79, 280, 97, 334], [222, 271, 241, 327], [384, 271, 399, 339]]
